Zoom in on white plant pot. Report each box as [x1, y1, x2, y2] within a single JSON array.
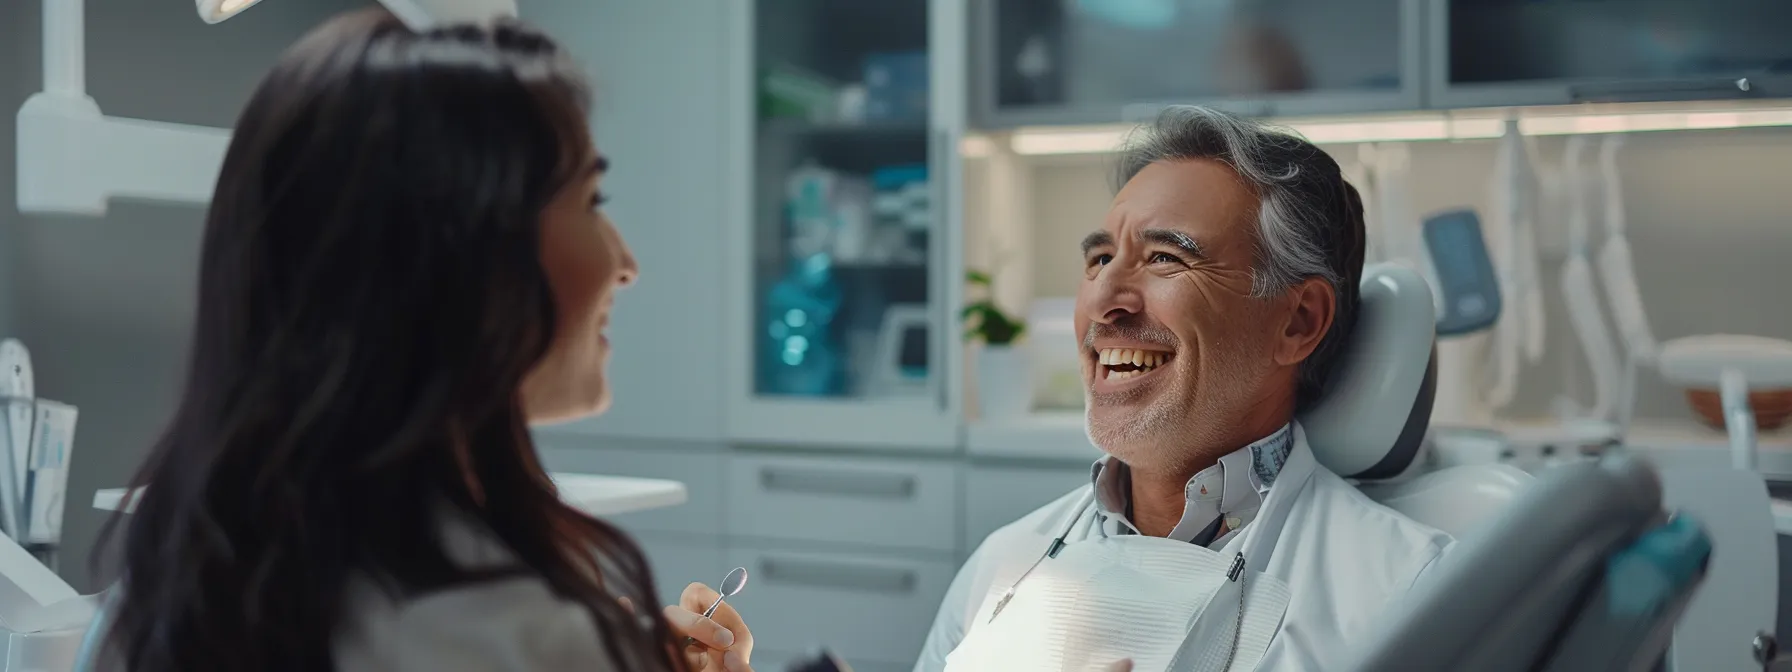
[[977, 344, 1034, 421]]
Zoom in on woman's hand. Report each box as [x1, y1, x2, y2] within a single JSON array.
[[664, 582, 754, 672]]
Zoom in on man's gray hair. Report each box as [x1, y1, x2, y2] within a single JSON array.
[[1113, 106, 1367, 410]]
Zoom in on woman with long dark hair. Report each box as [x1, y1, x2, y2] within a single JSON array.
[[89, 8, 752, 672]]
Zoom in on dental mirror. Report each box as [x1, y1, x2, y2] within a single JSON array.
[[707, 566, 749, 617], [684, 566, 749, 648]]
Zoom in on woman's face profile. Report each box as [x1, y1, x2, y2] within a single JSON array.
[[522, 149, 637, 423]]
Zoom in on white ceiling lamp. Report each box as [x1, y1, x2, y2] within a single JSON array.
[[15, 0, 518, 217], [196, 0, 266, 24], [197, 0, 518, 31]]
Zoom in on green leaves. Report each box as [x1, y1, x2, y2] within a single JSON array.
[[963, 270, 1026, 345]]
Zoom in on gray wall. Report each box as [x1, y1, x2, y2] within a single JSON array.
[[5, 0, 364, 590], [0, 0, 23, 341]]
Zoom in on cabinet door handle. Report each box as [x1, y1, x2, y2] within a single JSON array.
[[759, 467, 917, 499], [760, 558, 918, 595], [1570, 77, 1758, 103]]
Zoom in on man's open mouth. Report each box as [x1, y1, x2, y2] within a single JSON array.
[[1097, 347, 1174, 381]]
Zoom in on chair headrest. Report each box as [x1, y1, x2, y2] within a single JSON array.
[[1298, 263, 1438, 480]]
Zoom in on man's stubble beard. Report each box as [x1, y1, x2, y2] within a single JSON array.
[[1086, 346, 1255, 473]]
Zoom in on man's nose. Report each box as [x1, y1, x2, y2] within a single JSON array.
[[1086, 265, 1144, 324]]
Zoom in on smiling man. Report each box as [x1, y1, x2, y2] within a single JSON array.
[[915, 107, 1453, 671]]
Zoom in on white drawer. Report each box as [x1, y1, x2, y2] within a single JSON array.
[[726, 453, 960, 553], [631, 532, 725, 611], [964, 463, 1089, 550], [726, 544, 954, 668], [534, 437, 724, 536]]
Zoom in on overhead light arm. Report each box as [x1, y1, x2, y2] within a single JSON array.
[[17, 0, 231, 216], [18, 0, 518, 218], [44, 0, 81, 96]]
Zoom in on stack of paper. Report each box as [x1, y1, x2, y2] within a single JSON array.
[[0, 340, 78, 546]]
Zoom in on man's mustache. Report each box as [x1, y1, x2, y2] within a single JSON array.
[[1084, 319, 1178, 349]]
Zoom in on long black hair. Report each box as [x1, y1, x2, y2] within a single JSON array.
[[95, 9, 679, 671]]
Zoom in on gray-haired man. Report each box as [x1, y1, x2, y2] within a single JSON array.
[[915, 107, 1452, 671]]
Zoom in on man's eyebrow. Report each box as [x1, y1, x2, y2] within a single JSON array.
[[1140, 228, 1205, 257], [1080, 231, 1113, 255]]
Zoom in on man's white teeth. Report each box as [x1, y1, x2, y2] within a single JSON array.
[[1098, 348, 1168, 379], [1099, 348, 1166, 367]]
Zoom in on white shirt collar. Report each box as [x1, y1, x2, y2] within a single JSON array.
[[1088, 423, 1296, 545]]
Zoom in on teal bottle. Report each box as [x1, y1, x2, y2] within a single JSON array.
[[760, 254, 845, 396]]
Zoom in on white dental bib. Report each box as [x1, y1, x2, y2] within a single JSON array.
[[942, 469, 1300, 672]]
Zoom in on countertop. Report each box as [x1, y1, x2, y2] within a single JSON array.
[[92, 472, 689, 517]]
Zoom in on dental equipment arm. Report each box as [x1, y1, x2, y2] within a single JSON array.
[[1517, 133, 1548, 365], [1593, 136, 1657, 440], [1484, 119, 1527, 411], [1557, 136, 1623, 429]]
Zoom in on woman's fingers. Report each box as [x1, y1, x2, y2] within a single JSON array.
[[679, 582, 724, 613], [663, 604, 735, 649], [678, 582, 753, 658], [700, 598, 754, 659]]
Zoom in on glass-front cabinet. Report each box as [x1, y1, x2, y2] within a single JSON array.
[[725, 0, 965, 449], [976, 0, 1424, 126], [1431, 0, 1792, 108]]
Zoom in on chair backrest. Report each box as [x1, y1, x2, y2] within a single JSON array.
[[1298, 263, 1439, 481], [1296, 263, 1538, 540], [1356, 462, 1534, 539], [1340, 453, 1710, 672]]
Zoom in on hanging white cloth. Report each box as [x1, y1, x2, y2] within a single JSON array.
[[940, 428, 1320, 672]]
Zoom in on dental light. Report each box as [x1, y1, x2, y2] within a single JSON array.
[[196, 0, 518, 30], [15, 0, 518, 217]]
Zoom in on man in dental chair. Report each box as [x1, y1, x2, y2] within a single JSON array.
[[915, 107, 1453, 671]]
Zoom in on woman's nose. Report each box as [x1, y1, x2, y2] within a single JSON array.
[[616, 246, 639, 287]]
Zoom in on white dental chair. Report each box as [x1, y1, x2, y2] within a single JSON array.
[[1299, 263, 1537, 541], [1305, 264, 1714, 671]]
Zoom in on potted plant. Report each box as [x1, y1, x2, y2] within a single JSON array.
[[964, 270, 1032, 420]]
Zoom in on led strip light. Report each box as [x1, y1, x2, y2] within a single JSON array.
[[972, 102, 1792, 157]]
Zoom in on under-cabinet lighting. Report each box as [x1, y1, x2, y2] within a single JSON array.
[[1004, 102, 1792, 156], [959, 135, 996, 158]]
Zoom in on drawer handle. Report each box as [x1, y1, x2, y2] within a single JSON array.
[[759, 468, 916, 499], [760, 558, 918, 595]]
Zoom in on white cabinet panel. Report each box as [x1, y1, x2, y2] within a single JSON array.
[[518, 0, 728, 443], [727, 452, 960, 552], [632, 533, 726, 615], [726, 543, 955, 669], [534, 437, 724, 537], [964, 463, 1090, 550]]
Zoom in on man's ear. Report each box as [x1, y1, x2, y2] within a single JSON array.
[[1276, 277, 1336, 366]]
